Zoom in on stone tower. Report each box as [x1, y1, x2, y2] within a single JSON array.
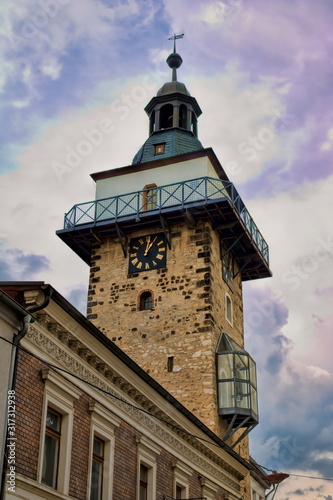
[[57, 37, 271, 453]]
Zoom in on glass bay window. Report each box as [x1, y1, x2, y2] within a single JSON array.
[[216, 333, 258, 445]]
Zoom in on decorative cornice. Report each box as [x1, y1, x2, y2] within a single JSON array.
[[25, 323, 243, 492]]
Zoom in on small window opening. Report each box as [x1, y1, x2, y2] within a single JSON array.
[[140, 292, 153, 311], [154, 143, 165, 155], [226, 294, 233, 325], [167, 356, 174, 372]]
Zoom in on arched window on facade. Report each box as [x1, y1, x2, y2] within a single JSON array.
[[139, 291, 153, 311], [160, 104, 173, 129], [142, 183, 158, 211], [179, 104, 187, 129]]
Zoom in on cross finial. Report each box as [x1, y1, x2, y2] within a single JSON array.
[[168, 33, 184, 53]]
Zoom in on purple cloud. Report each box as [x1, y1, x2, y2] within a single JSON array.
[[244, 285, 333, 477]]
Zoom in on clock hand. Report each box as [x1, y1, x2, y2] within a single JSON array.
[[144, 236, 157, 256], [147, 236, 157, 253], [144, 236, 151, 256]]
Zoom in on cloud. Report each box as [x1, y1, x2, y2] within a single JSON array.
[[66, 284, 88, 315], [164, 0, 333, 191], [265, 334, 293, 375], [320, 127, 333, 151], [0, 247, 50, 280], [245, 287, 333, 480], [276, 474, 332, 500], [290, 486, 324, 496], [40, 60, 62, 80]]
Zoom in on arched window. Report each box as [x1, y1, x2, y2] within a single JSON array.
[[139, 291, 153, 311], [149, 110, 155, 135], [179, 104, 187, 129], [142, 184, 158, 211], [160, 104, 173, 129], [191, 112, 198, 136], [225, 293, 233, 326]]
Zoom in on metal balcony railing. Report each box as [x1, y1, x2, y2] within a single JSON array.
[[63, 177, 269, 264]]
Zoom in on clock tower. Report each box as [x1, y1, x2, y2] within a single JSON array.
[[57, 39, 271, 454]]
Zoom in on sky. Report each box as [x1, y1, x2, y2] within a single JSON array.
[[0, 0, 333, 498]]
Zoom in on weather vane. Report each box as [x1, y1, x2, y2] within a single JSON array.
[[168, 33, 184, 53]]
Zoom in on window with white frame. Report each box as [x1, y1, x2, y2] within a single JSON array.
[[136, 435, 161, 500], [225, 293, 233, 326], [42, 407, 61, 488], [39, 369, 81, 494], [172, 460, 191, 500], [139, 463, 149, 500], [175, 484, 184, 499], [250, 478, 266, 500], [88, 402, 120, 500], [90, 436, 104, 500], [199, 477, 219, 500]]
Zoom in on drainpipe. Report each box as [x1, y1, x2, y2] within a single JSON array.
[[0, 287, 52, 500]]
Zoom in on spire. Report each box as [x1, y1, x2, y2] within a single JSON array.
[[167, 33, 184, 82], [132, 34, 203, 165]]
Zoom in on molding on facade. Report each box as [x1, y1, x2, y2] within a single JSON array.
[[25, 320, 244, 493], [41, 368, 82, 400]]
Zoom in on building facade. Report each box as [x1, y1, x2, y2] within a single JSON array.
[[0, 282, 264, 500]]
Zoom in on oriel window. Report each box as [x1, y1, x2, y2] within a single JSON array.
[[42, 408, 62, 488]]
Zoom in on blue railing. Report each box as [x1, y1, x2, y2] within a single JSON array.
[[63, 177, 269, 264]]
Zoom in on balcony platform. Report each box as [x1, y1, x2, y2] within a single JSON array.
[[56, 177, 272, 281]]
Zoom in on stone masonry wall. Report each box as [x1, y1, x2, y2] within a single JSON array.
[[87, 219, 246, 450]]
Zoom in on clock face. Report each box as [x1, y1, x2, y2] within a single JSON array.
[[128, 233, 167, 273]]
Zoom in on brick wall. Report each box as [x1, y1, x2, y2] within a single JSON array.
[[14, 350, 45, 480], [14, 348, 91, 499], [69, 392, 91, 499], [113, 422, 137, 499]]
